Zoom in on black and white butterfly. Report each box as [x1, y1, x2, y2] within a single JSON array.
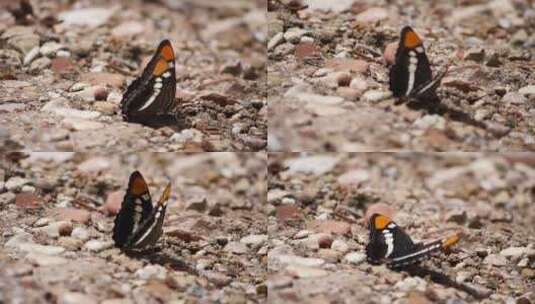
[[366, 213, 459, 269], [389, 26, 448, 102], [113, 171, 170, 249], [120, 39, 177, 127]]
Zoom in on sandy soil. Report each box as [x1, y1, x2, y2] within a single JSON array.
[[267, 152, 535, 303], [0, 152, 267, 303], [0, 0, 267, 151], [268, 0, 535, 151]]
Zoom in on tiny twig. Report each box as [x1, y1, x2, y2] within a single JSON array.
[[333, 206, 359, 224], [195, 75, 235, 90], [447, 64, 481, 74], [353, 43, 383, 58], [108, 63, 136, 77], [71, 198, 105, 214]]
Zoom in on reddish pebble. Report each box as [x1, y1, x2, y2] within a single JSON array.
[[103, 190, 124, 215], [58, 221, 73, 236], [336, 72, 352, 87], [425, 128, 453, 148], [51, 57, 74, 74], [15, 193, 42, 209], [93, 86, 108, 101], [318, 234, 333, 248], [325, 58, 369, 73], [276, 204, 302, 222], [80, 72, 126, 89], [309, 220, 351, 235], [54, 207, 91, 224], [295, 42, 320, 61]]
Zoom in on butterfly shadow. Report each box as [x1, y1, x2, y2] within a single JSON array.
[[126, 113, 189, 131], [400, 264, 490, 300], [403, 95, 490, 130], [123, 247, 196, 274]]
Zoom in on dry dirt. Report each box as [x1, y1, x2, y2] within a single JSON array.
[[0, 0, 267, 151], [267, 153, 535, 303], [0, 152, 267, 303], [268, 0, 535, 151], [2, 0, 535, 304]]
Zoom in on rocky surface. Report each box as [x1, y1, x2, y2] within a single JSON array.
[[0, 152, 267, 302], [0, 0, 267, 151], [268, 0, 535, 151], [267, 153, 535, 303]]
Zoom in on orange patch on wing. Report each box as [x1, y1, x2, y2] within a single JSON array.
[[131, 175, 149, 196], [404, 30, 422, 48], [160, 44, 174, 61], [374, 214, 392, 230], [442, 234, 460, 249], [153, 59, 168, 76]]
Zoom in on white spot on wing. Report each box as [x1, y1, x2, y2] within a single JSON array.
[[138, 89, 160, 111], [405, 54, 417, 96], [383, 230, 394, 258], [133, 209, 165, 247]]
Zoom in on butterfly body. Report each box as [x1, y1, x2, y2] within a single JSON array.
[[120, 40, 177, 126], [366, 213, 459, 269], [113, 171, 171, 249], [389, 26, 447, 102]]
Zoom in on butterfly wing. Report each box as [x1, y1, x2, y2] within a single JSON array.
[[410, 65, 449, 101], [388, 234, 459, 268], [366, 213, 460, 268], [112, 171, 153, 248], [389, 26, 433, 98], [120, 39, 177, 124], [126, 182, 171, 248], [366, 214, 419, 264]]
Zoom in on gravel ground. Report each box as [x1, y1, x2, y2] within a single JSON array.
[[0, 152, 267, 303], [2, 0, 535, 303], [0, 0, 267, 151], [267, 153, 535, 303], [268, 0, 535, 151]]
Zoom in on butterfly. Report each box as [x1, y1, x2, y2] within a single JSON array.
[[112, 171, 171, 249], [389, 26, 449, 102], [366, 213, 459, 269], [120, 39, 177, 127]]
